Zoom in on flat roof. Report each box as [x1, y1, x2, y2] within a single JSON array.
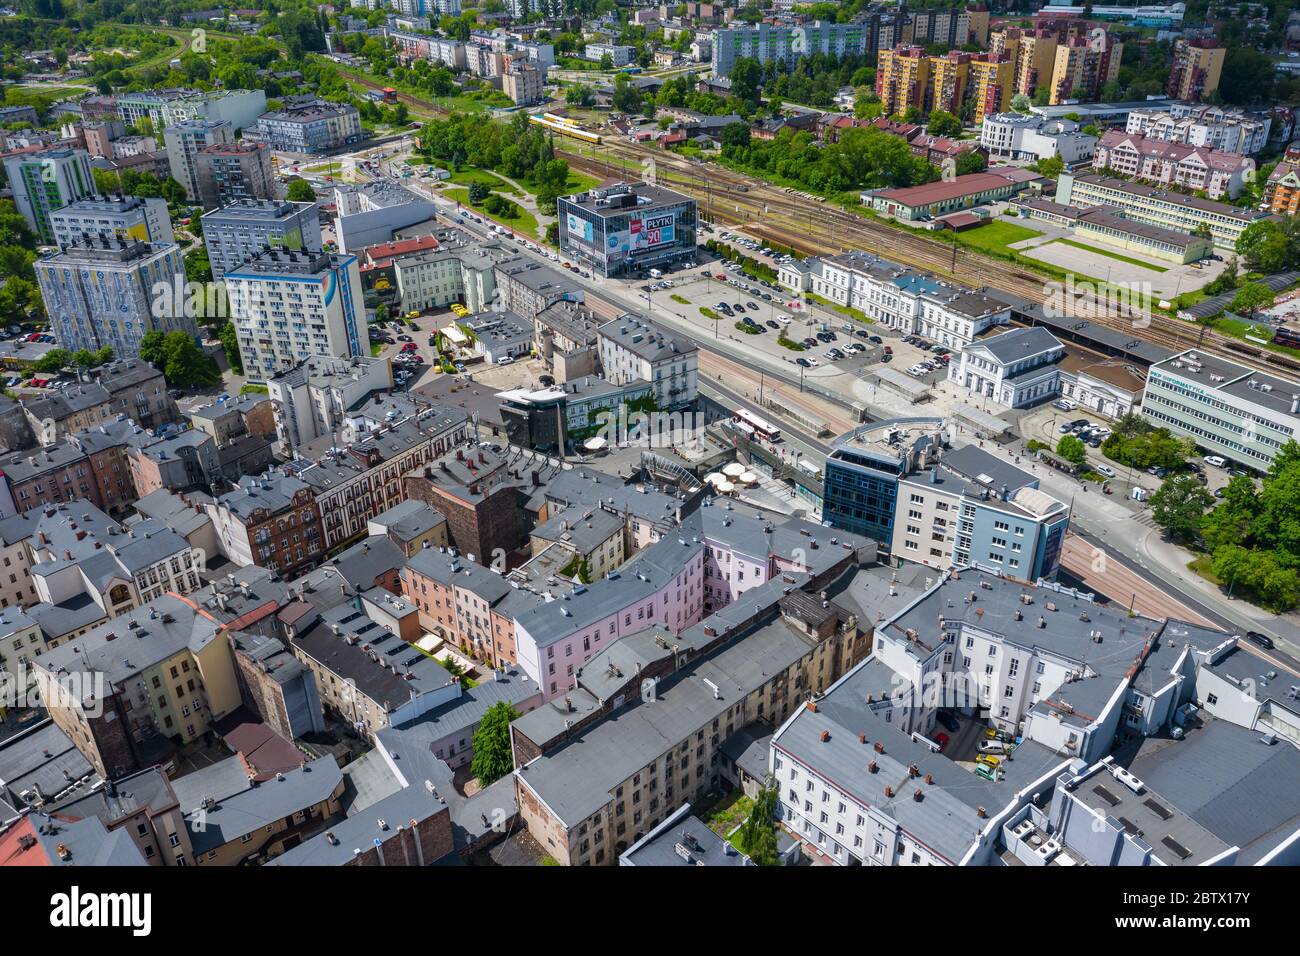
[[1150, 348, 1300, 418]]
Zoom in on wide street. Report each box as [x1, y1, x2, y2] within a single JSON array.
[[384, 161, 1299, 655]]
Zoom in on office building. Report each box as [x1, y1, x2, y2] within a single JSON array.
[[557, 182, 697, 278], [48, 195, 175, 249], [1057, 172, 1269, 250], [1141, 349, 1300, 472], [200, 199, 323, 281], [2, 146, 95, 244], [979, 113, 1097, 165], [161, 119, 233, 203], [194, 141, 278, 211], [224, 249, 365, 383], [35, 238, 193, 360], [823, 417, 949, 546], [890, 444, 1068, 578]]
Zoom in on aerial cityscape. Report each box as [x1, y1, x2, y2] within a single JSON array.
[[0, 0, 1295, 896]]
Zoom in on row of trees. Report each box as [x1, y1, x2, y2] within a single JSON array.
[[419, 113, 574, 215], [1150, 442, 1300, 612], [1101, 413, 1196, 472]]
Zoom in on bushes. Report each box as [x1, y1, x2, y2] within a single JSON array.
[[735, 321, 760, 334]]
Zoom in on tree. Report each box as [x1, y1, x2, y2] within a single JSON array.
[[1236, 219, 1298, 274], [1149, 474, 1213, 544], [1034, 155, 1065, 179], [612, 73, 644, 114], [1010, 93, 1031, 114], [1219, 46, 1275, 106], [927, 110, 961, 138], [721, 120, 751, 149], [730, 56, 764, 106], [138, 330, 220, 389], [285, 178, 316, 202], [31, 348, 70, 373], [468, 180, 490, 203], [470, 701, 520, 786], [736, 778, 780, 866], [565, 84, 595, 108], [1230, 281, 1275, 319], [1056, 434, 1086, 466], [218, 321, 243, 376]]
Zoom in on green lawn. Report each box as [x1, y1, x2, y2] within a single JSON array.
[[700, 307, 722, 320], [239, 383, 269, 396], [955, 219, 1043, 256], [705, 791, 753, 839], [446, 166, 521, 196], [445, 187, 541, 239], [565, 169, 602, 193], [370, 342, 385, 357], [808, 292, 871, 324], [1052, 238, 1169, 273], [671, 294, 690, 305]]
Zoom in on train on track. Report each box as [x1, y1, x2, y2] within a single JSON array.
[[529, 113, 603, 144]]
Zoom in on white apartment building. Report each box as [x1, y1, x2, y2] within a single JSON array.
[[49, 195, 174, 249], [1125, 104, 1271, 156], [979, 113, 1098, 165], [585, 43, 636, 66], [225, 249, 365, 384], [596, 315, 698, 410], [267, 354, 394, 454], [392, 244, 499, 313]]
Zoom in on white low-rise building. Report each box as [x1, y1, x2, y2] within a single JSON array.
[[979, 113, 1097, 165], [948, 326, 1064, 408]]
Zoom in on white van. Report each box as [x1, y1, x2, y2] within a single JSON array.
[[649, 268, 663, 279], [1204, 455, 1227, 468]]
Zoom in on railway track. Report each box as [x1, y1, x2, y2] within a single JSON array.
[[340, 74, 1300, 379]]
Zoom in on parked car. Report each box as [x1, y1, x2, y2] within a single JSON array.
[[1246, 631, 1275, 650], [1204, 455, 1227, 468], [1096, 465, 1116, 479], [868, 335, 882, 344], [936, 712, 960, 733], [796, 357, 812, 367], [934, 732, 950, 752]]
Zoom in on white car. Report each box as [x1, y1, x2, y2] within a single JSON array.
[[1204, 455, 1227, 468]]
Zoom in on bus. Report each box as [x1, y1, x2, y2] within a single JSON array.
[[735, 408, 782, 442]]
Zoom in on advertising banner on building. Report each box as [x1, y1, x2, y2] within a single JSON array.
[[606, 212, 677, 257], [566, 212, 595, 245]]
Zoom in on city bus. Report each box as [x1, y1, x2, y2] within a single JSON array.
[[735, 408, 782, 442]]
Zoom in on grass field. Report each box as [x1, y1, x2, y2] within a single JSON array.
[[955, 219, 1044, 256], [445, 187, 541, 239], [446, 167, 521, 196], [1053, 238, 1169, 273]]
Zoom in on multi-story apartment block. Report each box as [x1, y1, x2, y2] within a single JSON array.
[[300, 410, 471, 551], [1094, 130, 1256, 200], [116, 88, 266, 133], [968, 52, 1014, 126], [201, 199, 323, 281], [49, 195, 174, 249], [596, 314, 697, 410], [992, 27, 1058, 98], [31, 594, 242, 780], [161, 119, 233, 203], [503, 62, 545, 105], [1125, 105, 1271, 156], [2, 146, 95, 243], [246, 99, 363, 154], [1265, 161, 1300, 215], [711, 22, 868, 77], [224, 248, 365, 383], [875, 45, 930, 117], [1057, 172, 1269, 250], [1167, 38, 1224, 102], [266, 354, 393, 455], [206, 472, 325, 576], [979, 113, 1096, 164], [1046, 29, 1121, 106], [34, 238, 193, 361], [194, 141, 279, 211], [1140, 349, 1300, 472], [928, 51, 971, 116], [585, 43, 636, 66]]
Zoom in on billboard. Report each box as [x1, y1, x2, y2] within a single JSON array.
[[566, 212, 595, 245], [606, 211, 677, 258]]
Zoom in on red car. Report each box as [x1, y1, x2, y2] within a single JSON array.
[[883, 345, 893, 354], [934, 732, 950, 752], [715, 272, 727, 280], [400, 342, 418, 352]]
